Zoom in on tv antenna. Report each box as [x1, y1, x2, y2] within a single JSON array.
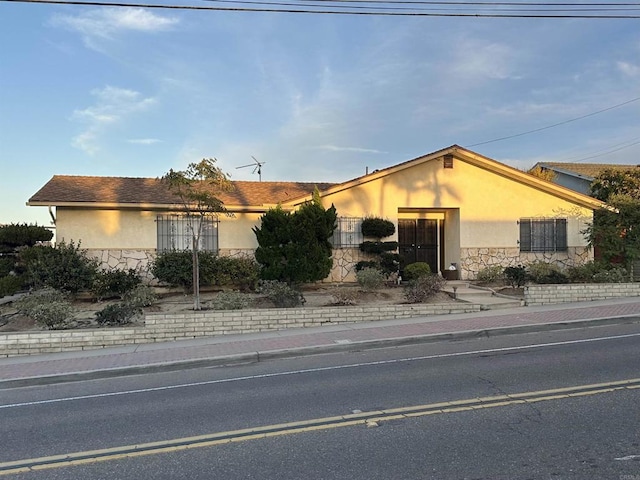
[[236, 156, 266, 181]]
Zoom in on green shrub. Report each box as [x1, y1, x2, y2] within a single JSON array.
[[0, 223, 53, 249], [92, 269, 141, 300], [404, 275, 445, 303], [208, 291, 250, 310], [359, 241, 399, 255], [566, 261, 628, 284], [256, 280, 305, 308], [476, 265, 505, 283], [95, 303, 141, 326], [403, 262, 432, 281], [504, 265, 527, 288], [330, 287, 359, 306], [0, 255, 15, 277], [379, 252, 400, 275], [593, 267, 627, 283], [361, 217, 395, 238], [211, 256, 260, 290], [566, 262, 599, 283], [123, 285, 158, 308], [20, 241, 98, 294], [356, 267, 385, 291], [355, 261, 379, 271], [151, 250, 218, 289], [0, 275, 24, 297], [14, 288, 72, 329], [526, 261, 561, 284]]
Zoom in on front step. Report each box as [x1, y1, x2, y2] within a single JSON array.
[[442, 281, 523, 310]]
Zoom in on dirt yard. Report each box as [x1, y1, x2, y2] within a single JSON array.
[[0, 284, 456, 333]]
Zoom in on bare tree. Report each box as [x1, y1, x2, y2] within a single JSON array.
[[161, 159, 233, 310]]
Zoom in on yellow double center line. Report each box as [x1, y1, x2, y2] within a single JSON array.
[[2, 378, 639, 475]]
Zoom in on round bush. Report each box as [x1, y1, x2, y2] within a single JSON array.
[[356, 267, 385, 291], [403, 262, 431, 281], [361, 217, 395, 239]]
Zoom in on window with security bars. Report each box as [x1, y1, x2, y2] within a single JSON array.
[[331, 217, 363, 248], [519, 218, 567, 252], [156, 215, 218, 252]]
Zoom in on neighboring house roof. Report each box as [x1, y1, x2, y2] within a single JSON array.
[[28, 176, 336, 210], [532, 162, 640, 181]]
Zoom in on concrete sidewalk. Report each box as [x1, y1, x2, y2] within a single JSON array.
[[2, 297, 640, 388]]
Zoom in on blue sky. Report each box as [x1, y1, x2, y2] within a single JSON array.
[[1, 2, 639, 227]]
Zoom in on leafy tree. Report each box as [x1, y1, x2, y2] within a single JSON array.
[[527, 166, 557, 182], [590, 168, 640, 203], [253, 190, 337, 284], [160, 158, 233, 310], [585, 168, 640, 281]]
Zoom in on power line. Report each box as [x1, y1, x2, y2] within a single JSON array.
[[466, 96, 640, 148], [4, 0, 640, 16], [557, 137, 640, 163]]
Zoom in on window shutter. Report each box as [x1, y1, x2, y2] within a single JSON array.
[[519, 219, 532, 252], [555, 219, 567, 251]]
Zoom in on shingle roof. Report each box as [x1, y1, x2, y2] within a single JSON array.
[[28, 175, 336, 207], [539, 162, 640, 179]]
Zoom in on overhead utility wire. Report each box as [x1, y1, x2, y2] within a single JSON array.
[[559, 138, 640, 163], [201, 0, 640, 12], [5, 0, 640, 16], [466, 96, 640, 148]]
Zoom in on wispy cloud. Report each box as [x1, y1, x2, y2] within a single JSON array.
[[72, 86, 157, 155], [311, 145, 385, 154], [128, 138, 162, 145], [617, 61, 640, 77], [51, 8, 178, 49], [450, 38, 521, 81]]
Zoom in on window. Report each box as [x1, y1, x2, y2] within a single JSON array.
[[331, 217, 363, 248], [156, 215, 218, 252], [519, 218, 567, 252]]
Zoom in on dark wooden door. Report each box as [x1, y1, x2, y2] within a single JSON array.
[[398, 219, 441, 274]]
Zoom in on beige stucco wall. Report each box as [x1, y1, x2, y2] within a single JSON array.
[[55, 208, 263, 251], [56, 208, 158, 249], [319, 158, 592, 250]]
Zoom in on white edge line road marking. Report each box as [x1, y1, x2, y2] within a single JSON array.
[[2, 332, 640, 410]]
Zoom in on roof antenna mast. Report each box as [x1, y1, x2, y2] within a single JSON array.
[[236, 156, 266, 182]]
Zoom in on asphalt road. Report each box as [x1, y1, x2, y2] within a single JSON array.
[[1, 322, 639, 479]]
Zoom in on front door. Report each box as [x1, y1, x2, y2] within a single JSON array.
[[398, 219, 443, 275]]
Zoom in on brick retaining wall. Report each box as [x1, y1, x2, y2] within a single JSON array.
[[525, 283, 640, 306], [0, 303, 480, 358]]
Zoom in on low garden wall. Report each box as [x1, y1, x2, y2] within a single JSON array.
[[0, 303, 480, 358], [524, 283, 640, 306]]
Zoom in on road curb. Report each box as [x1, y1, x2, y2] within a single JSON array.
[[1, 315, 639, 389]]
